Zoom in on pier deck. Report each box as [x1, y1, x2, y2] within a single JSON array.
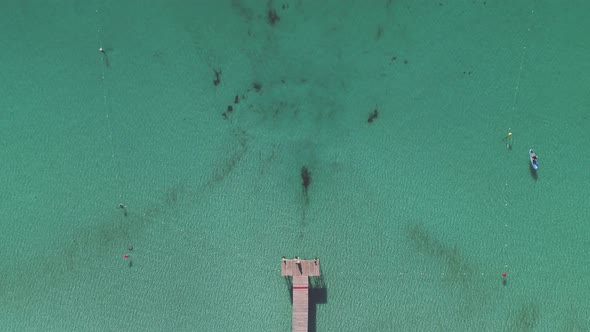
[[281, 258, 320, 277], [281, 257, 321, 332]]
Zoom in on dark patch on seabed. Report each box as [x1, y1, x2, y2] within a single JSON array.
[[0, 181, 192, 311], [505, 303, 541, 332], [406, 223, 550, 329], [301, 166, 311, 205], [561, 303, 588, 331], [406, 223, 474, 284], [207, 128, 249, 187], [65, 184, 188, 268], [297, 166, 312, 240], [404, 222, 495, 322]]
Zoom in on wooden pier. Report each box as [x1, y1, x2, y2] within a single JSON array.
[[282, 257, 320, 332]]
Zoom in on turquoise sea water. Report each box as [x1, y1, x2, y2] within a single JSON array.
[[1, 1, 589, 331]]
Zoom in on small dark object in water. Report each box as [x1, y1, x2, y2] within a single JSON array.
[[227, 105, 233, 112], [117, 203, 128, 217], [128, 244, 134, 251], [376, 25, 383, 40], [267, 9, 280, 26], [301, 166, 311, 193], [252, 82, 262, 92], [234, 95, 239, 104], [128, 260, 133, 268], [368, 109, 379, 123], [213, 69, 222, 86]]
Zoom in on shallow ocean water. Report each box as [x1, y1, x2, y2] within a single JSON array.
[[1, 1, 589, 330]]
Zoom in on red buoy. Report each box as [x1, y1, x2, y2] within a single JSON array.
[[123, 254, 129, 259], [502, 272, 507, 277]]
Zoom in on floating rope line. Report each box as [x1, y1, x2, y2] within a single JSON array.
[[501, 8, 536, 285], [95, 8, 123, 204], [510, 43, 528, 113], [506, 9, 535, 134]]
